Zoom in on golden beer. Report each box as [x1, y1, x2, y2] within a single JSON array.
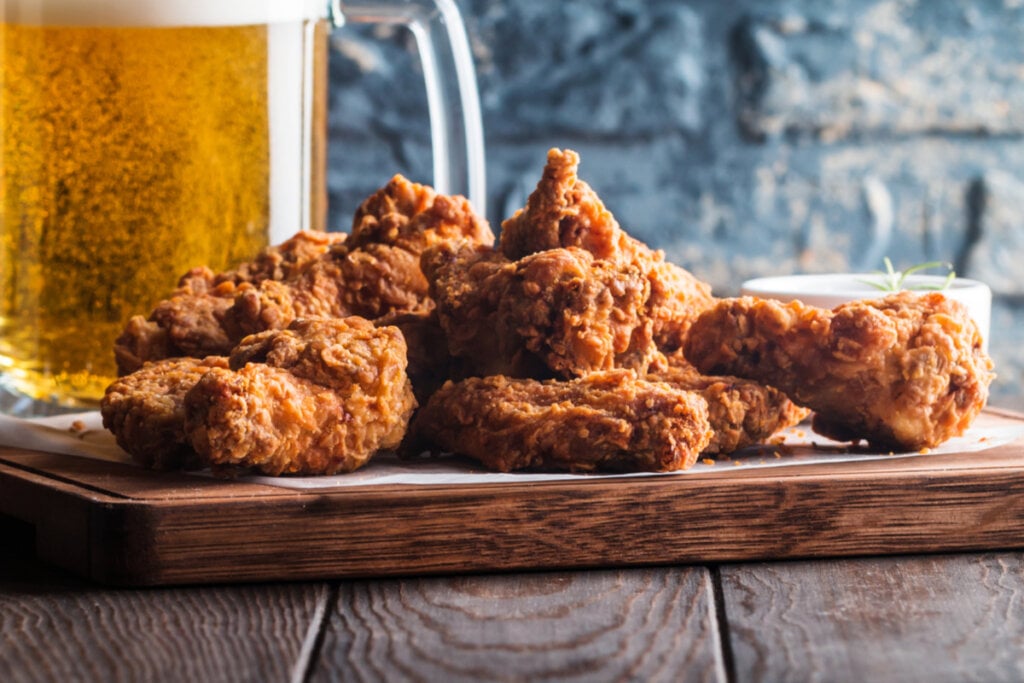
[[0, 4, 326, 409]]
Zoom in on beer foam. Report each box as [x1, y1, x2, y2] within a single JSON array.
[[1, 0, 324, 27]]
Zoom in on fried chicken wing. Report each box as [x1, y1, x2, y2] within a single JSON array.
[[101, 356, 229, 470], [185, 317, 416, 476], [651, 361, 808, 454], [115, 231, 346, 374], [411, 370, 712, 473], [499, 148, 715, 352], [115, 177, 492, 374], [683, 292, 994, 450], [424, 243, 658, 378]]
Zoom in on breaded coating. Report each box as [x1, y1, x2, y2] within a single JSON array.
[[375, 310, 465, 404], [101, 356, 229, 470], [651, 361, 808, 454], [115, 176, 493, 374], [347, 173, 493, 253], [684, 292, 995, 450], [424, 243, 658, 379], [499, 148, 715, 352], [185, 317, 416, 476], [224, 176, 495, 339], [412, 370, 712, 473], [217, 230, 348, 285], [115, 231, 345, 374]]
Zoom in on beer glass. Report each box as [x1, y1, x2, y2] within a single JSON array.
[[0, 0, 485, 414]]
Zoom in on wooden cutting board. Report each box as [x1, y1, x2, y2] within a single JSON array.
[[2, 408, 1024, 586]]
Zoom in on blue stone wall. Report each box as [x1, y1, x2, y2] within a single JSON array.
[[327, 0, 1024, 408]]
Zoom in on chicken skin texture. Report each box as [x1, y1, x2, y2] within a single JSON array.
[[412, 370, 712, 473], [115, 230, 346, 374], [223, 175, 493, 339], [683, 292, 994, 450], [115, 175, 492, 375], [101, 356, 229, 470], [424, 243, 659, 379], [652, 360, 809, 454], [499, 148, 715, 352], [184, 317, 416, 476]]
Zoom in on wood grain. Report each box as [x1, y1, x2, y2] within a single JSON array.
[[2, 410, 1024, 585], [719, 553, 1024, 683], [311, 568, 725, 683], [0, 517, 332, 683]]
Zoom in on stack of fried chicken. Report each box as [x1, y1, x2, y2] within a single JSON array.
[[101, 149, 995, 476]]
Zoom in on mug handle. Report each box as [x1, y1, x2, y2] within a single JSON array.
[[330, 0, 487, 216]]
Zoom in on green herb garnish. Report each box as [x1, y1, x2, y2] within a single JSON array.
[[859, 258, 956, 292]]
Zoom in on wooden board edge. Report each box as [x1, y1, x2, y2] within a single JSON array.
[[75, 461, 1024, 586], [0, 461, 109, 578]]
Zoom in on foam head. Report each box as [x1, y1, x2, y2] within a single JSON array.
[[1, 0, 324, 26]]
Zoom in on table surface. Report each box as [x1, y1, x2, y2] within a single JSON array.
[[4, 395, 1024, 683]]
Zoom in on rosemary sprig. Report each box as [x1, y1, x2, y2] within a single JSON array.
[[859, 258, 956, 292]]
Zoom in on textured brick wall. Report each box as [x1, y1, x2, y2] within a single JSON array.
[[327, 0, 1024, 407]]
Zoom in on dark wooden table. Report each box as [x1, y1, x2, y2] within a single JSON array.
[[4, 396, 1024, 683]]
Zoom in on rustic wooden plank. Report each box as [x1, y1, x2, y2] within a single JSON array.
[[719, 553, 1024, 682], [0, 450, 296, 499], [0, 515, 332, 683], [11, 451, 1024, 585], [310, 568, 725, 683], [2, 410, 1023, 585]]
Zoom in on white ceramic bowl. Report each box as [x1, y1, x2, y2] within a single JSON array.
[[740, 274, 992, 349]]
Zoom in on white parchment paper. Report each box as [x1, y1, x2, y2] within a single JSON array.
[[2, 410, 1023, 490]]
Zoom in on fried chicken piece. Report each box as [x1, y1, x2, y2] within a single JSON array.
[[101, 356, 229, 470], [217, 230, 348, 285], [114, 231, 346, 374], [499, 148, 715, 352], [224, 242, 429, 339], [348, 173, 492, 253], [684, 292, 995, 450], [412, 370, 712, 473], [424, 243, 659, 379], [651, 360, 808, 454], [220, 175, 493, 343], [184, 317, 416, 476], [375, 310, 465, 403], [116, 177, 492, 374]]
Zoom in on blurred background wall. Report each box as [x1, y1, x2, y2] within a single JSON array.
[[326, 0, 1024, 408]]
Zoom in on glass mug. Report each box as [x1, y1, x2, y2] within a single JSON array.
[[0, 0, 485, 414]]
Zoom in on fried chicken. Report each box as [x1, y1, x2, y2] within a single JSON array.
[[101, 356, 229, 470], [185, 317, 416, 476], [683, 292, 995, 450], [411, 370, 712, 473], [499, 148, 715, 352], [375, 310, 466, 403], [115, 176, 493, 375], [651, 360, 808, 454], [424, 243, 659, 379], [222, 175, 493, 339], [114, 231, 346, 374]]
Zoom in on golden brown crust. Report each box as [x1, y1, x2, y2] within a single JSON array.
[[425, 243, 658, 379], [683, 292, 995, 450], [412, 370, 712, 473], [185, 317, 416, 476], [101, 356, 229, 470], [349, 174, 493, 254], [650, 361, 809, 454], [498, 148, 715, 354], [115, 176, 493, 375], [114, 232, 345, 375]]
